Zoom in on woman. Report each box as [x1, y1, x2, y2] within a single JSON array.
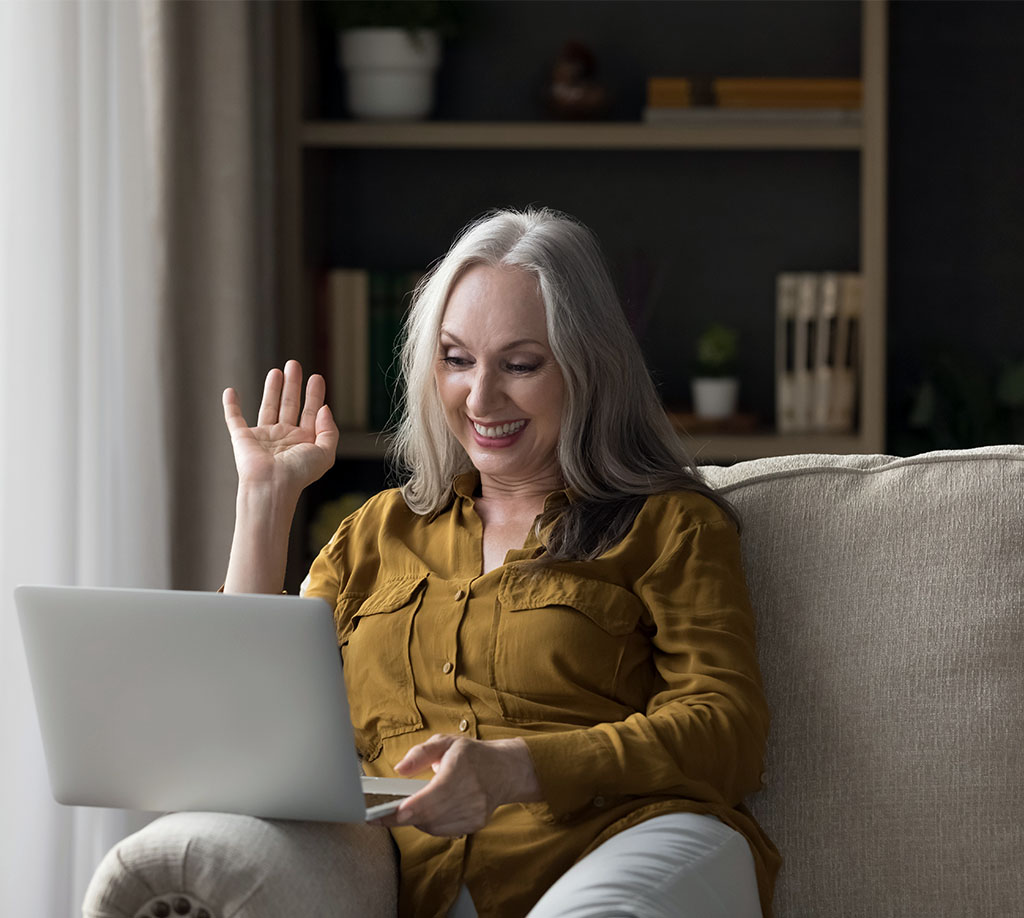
[[222, 208, 780, 918]]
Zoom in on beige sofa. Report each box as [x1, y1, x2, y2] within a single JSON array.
[[83, 446, 1024, 917]]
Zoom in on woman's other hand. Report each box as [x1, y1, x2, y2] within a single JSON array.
[[374, 735, 543, 837], [222, 360, 339, 498]]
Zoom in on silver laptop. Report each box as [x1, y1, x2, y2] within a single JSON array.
[[15, 584, 428, 822]]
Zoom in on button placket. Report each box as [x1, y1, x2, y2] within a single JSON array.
[[444, 584, 469, 686]]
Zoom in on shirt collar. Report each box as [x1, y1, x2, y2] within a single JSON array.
[[452, 470, 480, 500], [451, 470, 572, 511]]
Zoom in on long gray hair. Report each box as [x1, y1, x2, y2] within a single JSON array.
[[391, 207, 737, 560]]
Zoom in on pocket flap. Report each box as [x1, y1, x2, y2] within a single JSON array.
[[354, 575, 427, 617], [497, 567, 643, 635]]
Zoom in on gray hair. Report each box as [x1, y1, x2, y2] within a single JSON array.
[[391, 207, 736, 559]]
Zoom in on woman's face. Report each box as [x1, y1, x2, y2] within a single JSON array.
[[435, 264, 565, 491]]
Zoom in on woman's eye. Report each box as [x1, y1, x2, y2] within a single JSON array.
[[507, 362, 539, 374], [442, 355, 470, 368]]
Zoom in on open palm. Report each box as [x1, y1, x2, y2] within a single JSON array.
[[222, 360, 339, 495]]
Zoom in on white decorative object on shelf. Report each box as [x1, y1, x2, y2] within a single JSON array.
[[692, 378, 740, 420], [339, 28, 441, 121], [692, 323, 740, 420]]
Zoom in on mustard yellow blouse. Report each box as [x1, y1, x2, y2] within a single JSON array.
[[303, 472, 780, 918]]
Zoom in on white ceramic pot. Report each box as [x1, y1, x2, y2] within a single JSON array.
[[692, 377, 740, 419], [338, 28, 441, 121]]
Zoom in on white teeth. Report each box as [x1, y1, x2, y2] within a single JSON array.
[[473, 420, 526, 438]]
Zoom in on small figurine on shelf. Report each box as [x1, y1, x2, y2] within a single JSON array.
[[691, 323, 740, 420], [544, 41, 609, 120]]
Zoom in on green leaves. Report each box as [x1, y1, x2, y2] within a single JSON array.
[[695, 323, 739, 377], [323, 1, 465, 37]]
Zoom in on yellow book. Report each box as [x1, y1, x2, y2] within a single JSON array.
[[647, 77, 693, 108]]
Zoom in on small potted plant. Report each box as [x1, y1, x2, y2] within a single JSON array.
[[691, 323, 740, 419], [326, 1, 463, 121]]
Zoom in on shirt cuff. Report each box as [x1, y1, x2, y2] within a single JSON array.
[[520, 727, 617, 820]]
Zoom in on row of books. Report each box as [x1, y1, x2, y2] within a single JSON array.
[[317, 268, 422, 432], [643, 76, 862, 124], [775, 272, 862, 434]]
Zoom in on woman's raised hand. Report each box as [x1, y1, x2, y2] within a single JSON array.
[[222, 360, 339, 498]]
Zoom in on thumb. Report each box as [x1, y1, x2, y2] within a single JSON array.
[[395, 734, 456, 776], [315, 403, 339, 454]]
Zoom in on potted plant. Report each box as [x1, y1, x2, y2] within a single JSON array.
[[326, 1, 463, 121], [691, 323, 740, 419]]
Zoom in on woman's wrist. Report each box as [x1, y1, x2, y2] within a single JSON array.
[[224, 482, 300, 594], [495, 738, 543, 805], [235, 477, 302, 513]]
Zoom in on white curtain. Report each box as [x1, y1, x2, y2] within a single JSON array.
[[1, 1, 201, 914], [1, 0, 273, 909]]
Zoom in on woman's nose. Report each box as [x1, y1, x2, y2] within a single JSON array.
[[466, 367, 503, 417]]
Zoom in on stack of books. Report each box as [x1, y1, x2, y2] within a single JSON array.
[[642, 76, 700, 122], [318, 267, 422, 432], [642, 76, 861, 124], [775, 272, 862, 434], [714, 77, 862, 110]]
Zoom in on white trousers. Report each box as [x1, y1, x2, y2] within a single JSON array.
[[448, 812, 762, 918]]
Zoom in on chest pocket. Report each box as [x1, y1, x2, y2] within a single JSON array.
[[491, 567, 646, 725], [341, 575, 426, 761]]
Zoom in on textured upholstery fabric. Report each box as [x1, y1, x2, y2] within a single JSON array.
[[81, 812, 398, 918], [702, 446, 1024, 916]]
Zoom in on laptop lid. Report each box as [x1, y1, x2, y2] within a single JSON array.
[[15, 585, 426, 822]]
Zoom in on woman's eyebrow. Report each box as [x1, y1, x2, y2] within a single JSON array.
[[438, 329, 544, 350]]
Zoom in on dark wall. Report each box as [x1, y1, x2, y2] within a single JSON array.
[[888, 0, 1024, 452]]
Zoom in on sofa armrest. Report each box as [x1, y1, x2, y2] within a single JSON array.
[[82, 811, 399, 918]]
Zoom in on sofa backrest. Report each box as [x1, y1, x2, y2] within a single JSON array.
[[702, 446, 1024, 916]]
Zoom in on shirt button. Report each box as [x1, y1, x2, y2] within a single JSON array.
[[458, 718, 470, 732], [760, 771, 768, 785], [454, 589, 466, 600], [593, 795, 606, 808], [442, 661, 454, 674]]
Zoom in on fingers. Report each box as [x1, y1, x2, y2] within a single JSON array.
[[278, 360, 303, 427], [391, 756, 490, 836], [379, 736, 497, 837], [395, 734, 456, 776], [255, 361, 320, 429], [300, 373, 326, 432], [315, 404, 340, 459], [257, 368, 283, 427], [222, 387, 249, 434]]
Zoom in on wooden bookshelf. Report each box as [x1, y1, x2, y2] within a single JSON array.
[[275, 0, 887, 464]]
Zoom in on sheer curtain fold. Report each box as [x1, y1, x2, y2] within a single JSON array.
[[1, 2, 273, 914]]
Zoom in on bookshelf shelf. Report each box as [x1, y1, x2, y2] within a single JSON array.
[[301, 119, 863, 152]]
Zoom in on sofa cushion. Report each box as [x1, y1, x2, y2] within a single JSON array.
[[702, 446, 1024, 916]]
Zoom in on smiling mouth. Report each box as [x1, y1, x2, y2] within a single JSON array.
[[472, 419, 527, 439]]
